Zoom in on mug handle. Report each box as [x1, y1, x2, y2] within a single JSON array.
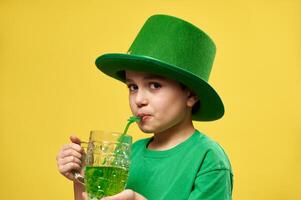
[[73, 141, 88, 185], [74, 172, 85, 185]]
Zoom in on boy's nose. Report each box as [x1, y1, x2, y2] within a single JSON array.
[[135, 90, 148, 107]]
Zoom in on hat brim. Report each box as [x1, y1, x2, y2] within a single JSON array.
[[95, 53, 224, 121]]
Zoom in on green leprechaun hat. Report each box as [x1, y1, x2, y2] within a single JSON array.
[[95, 14, 224, 121]]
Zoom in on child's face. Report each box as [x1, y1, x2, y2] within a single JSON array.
[[125, 70, 197, 134]]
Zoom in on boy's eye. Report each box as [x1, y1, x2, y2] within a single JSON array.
[[150, 82, 161, 89], [127, 84, 138, 91]]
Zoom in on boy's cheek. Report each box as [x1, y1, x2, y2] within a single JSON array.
[[129, 101, 137, 113], [136, 120, 157, 133]]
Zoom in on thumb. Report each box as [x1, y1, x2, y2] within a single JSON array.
[[69, 135, 81, 145], [81, 192, 89, 200], [101, 189, 135, 200]]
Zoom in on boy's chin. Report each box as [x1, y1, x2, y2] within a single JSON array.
[[138, 125, 154, 134]]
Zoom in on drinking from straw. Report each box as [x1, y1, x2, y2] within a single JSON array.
[[109, 116, 141, 165]]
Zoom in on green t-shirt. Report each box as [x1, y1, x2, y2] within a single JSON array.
[[126, 130, 233, 200]]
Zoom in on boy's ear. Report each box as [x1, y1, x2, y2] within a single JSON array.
[[186, 91, 199, 108]]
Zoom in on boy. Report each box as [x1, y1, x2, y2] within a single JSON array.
[[56, 14, 233, 200]]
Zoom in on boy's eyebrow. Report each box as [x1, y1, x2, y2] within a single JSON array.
[[125, 75, 166, 84], [125, 78, 134, 84]]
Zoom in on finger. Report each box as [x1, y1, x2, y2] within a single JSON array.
[[82, 192, 89, 200], [58, 155, 82, 166], [61, 148, 83, 159], [58, 162, 81, 174], [101, 189, 134, 200], [70, 135, 81, 144], [64, 171, 75, 180], [61, 143, 83, 152], [101, 197, 111, 200]]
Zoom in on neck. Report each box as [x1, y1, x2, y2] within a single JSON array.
[[148, 114, 195, 150]]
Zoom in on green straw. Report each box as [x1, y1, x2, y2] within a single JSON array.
[[117, 116, 140, 144], [122, 116, 141, 136], [104, 116, 140, 165]]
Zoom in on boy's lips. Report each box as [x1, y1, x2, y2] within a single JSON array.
[[137, 113, 152, 122]]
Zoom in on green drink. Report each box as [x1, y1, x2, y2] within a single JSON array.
[[73, 128, 136, 200], [85, 166, 129, 200]]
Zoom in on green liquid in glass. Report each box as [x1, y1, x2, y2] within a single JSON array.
[[85, 166, 129, 200]]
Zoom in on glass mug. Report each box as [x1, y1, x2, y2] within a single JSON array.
[[74, 130, 132, 200]]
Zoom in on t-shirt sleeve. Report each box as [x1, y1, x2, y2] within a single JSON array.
[[188, 169, 233, 200], [188, 148, 233, 200]]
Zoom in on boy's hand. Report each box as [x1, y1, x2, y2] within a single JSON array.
[[56, 136, 85, 181], [103, 189, 146, 200], [81, 190, 146, 200]]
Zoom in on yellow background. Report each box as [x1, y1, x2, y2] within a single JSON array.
[[1, 0, 300, 199]]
